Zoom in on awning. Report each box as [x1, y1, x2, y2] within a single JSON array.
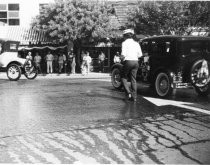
[[18, 45, 67, 51], [0, 26, 51, 45]]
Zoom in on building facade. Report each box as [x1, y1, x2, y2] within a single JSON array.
[[0, 0, 54, 27], [0, 0, 54, 45]]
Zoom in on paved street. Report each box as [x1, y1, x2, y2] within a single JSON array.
[[0, 73, 210, 164]]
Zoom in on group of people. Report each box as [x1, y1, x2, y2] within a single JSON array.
[[26, 49, 76, 75], [80, 50, 106, 75], [25, 28, 142, 102]]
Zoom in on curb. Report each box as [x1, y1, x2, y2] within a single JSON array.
[[0, 72, 111, 80]]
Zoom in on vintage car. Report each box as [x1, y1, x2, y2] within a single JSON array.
[[0, 38, 38, 81], [111, 35, 210, 98]]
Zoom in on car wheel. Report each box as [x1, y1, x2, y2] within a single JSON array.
[[24, 66, 38, 80], [154, 72, 172, 98], [191, 60, 210, 96], [7, 64, 21, 81], [111, 67, 123, 89]]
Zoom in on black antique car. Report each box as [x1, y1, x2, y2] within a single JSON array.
[[111, 35, 210, 98]]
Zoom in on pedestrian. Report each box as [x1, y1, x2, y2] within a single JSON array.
[[81, 50, 86, 61], [71, 55, 76, 74], [81, 51, 91, 75], [34, 52, 42, 74], [114, 51, 121, 63], [81, 51, 87, 74], [121, 29, 143, 102], [58, 53, 64, 73], [26, 52, 33, 66], [53, 53, 59, 73], [98, 51, 105, 72], [86, 51, 92, 74], [26, 52, 33, 60], [67, 50, 74, 75], [45, 51, 54, 74]]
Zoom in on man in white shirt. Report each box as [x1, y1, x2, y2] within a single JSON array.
[[121, 29, 142, 102], [46, 51, 54, 74]]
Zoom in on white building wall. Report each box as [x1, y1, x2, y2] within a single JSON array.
[[0, 0, 54, 28]]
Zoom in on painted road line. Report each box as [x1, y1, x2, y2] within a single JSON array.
[[144, 97, 210, 115]]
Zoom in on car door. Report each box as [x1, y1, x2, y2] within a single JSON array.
[[149, 39, 175, 75]]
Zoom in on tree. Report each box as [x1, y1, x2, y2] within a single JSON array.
[[126, 1, 210, 36], [31, 0, 120, 46]]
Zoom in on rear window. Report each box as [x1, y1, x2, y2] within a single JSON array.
[[179, 41, 207, 54]]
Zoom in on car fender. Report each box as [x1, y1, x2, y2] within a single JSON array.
[[151, 67, 174, 83], [0, 52, 26, 68], [111, 63, 123, 72]]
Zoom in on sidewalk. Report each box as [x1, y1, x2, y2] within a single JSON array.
[[0, 72, 111, 80]]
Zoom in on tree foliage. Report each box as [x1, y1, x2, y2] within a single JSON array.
[[32, 0, 120, 45], [126, 1, 210, 35]]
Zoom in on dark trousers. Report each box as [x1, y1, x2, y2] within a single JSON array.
[[67, 61, 72, 74], [121, 60, 139, 99], [99, 61, 104, 72]]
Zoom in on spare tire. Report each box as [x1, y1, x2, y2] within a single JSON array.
[[190, 59, 210, 96]]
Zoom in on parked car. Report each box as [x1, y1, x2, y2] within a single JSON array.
[[0, 38, 38, 81], [111, 35, 210, 98]]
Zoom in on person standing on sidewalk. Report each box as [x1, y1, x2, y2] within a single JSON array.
[[121, 29, 142, 102], [86, 51, 92, 74], [46, 51, 54, 74], [34, 52, 42, 74], [58, 53, 64, 73], [67, 50, 74, 75], [53, 53, 59, 73], [71, 55, 76, 74], [98, 51, 105, 72]]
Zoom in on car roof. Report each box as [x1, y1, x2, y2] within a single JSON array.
[[142, 35, 210, 41]]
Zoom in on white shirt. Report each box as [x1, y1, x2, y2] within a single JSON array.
[[121, 38, 142, 61], [114, 55, 121, 63], [83, 55, 92, 64]]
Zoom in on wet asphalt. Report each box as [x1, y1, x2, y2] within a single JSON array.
[[0, 73, 210, 164]]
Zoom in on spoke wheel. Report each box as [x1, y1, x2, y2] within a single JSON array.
[[24, 66, 38, 80], [191, 60, 210, 96], [7, 64, 21, 81]]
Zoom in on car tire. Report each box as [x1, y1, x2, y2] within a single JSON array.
[[154, 72, 172, 98], [24, 67, 38, 80], [191, 59, 210, 96], [111, 67, 123, 90], [7, 64, 21, 81]]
